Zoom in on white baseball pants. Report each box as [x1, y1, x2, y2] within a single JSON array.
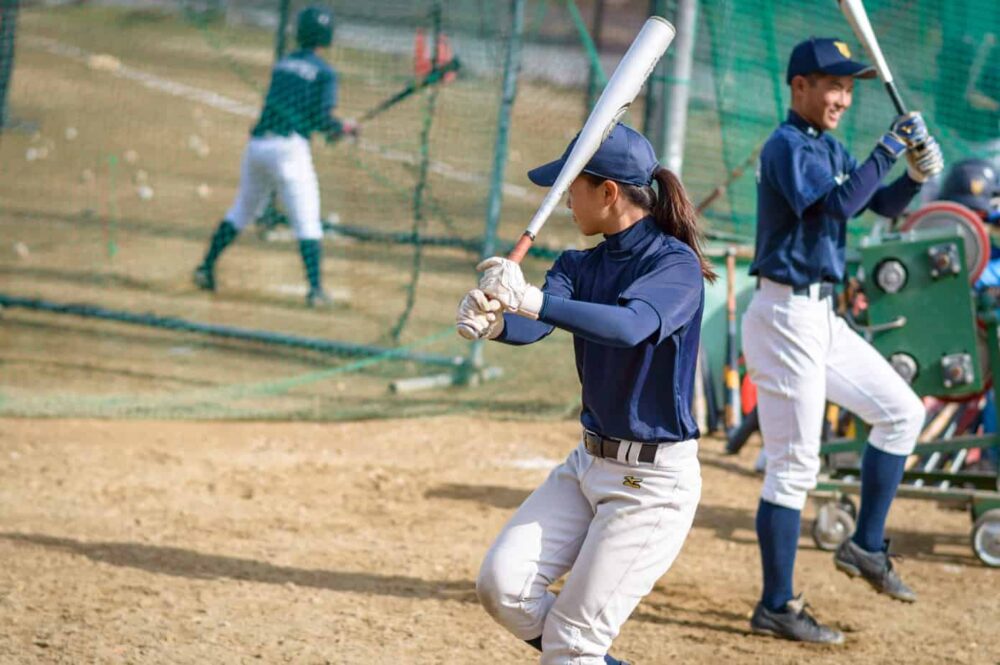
[[224, 134, 323, 240], [476, 438, 701, 664], [742, 278, 925, 510]]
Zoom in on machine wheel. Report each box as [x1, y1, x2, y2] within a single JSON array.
[[812, 501, 855, 551], [838, 495, 857, 520], [971, 509, 1000, 568]]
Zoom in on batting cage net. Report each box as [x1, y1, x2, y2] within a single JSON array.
[[0, 0, 997, 420]]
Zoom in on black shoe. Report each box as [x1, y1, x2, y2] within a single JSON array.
[[750, 595, 844, 644], [306, 288, 334, 308], [834, 538, 916, 602], [193, 265, 215, 292]]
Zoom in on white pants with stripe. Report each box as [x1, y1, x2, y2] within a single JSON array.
[[224, 134, 322, 240], [476, 438, 701, 664], [741, 278, 925, 510]]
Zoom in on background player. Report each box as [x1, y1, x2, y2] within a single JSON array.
[[741, 37, 944, 643], [939, 159, 1000, 471], [192, 5, 355, 308], [457, 123, 715, 664]]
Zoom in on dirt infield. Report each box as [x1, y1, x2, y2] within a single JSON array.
[[1, 417, 996, 664]]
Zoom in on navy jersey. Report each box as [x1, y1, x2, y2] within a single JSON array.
[[252, 49, 339, 139], [501, 218, 705, 443], [751, 110, 920, 287]]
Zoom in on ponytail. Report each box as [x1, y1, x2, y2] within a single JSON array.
[[617, 167, 717, 283]]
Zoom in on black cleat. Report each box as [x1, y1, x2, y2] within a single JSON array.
[[834, 538, 916, 602], [193, 265, 215, 292], [750, 595, 845, 645]]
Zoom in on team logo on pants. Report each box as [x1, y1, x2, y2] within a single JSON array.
[[623, 475, 643, 489]]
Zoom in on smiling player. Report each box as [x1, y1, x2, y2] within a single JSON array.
[[741, 37, 944, 644]]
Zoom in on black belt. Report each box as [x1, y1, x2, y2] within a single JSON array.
[[756, 278, 835, 300], [583, 430, 657, 464], [795, 282, 836, 299]]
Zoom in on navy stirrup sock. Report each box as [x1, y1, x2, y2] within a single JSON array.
[[853, 444, 907, 552], [757, 498, 801, 611]]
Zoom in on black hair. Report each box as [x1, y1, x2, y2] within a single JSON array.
[[583, 169, 717, 282]]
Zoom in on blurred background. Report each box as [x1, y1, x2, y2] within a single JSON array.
[[0, 0, 997, 421]]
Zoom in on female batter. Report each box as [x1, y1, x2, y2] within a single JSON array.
[[456, 123, 715, 665]]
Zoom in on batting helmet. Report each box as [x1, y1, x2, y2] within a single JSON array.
[[296, 6, 334, 49], [939, 159, 1000, 220]]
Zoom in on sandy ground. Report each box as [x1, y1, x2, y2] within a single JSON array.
[[0, 417, 997, 664]]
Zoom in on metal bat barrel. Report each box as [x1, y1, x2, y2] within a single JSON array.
[[837, 0, 908, 114], [508, 16, 676, 263]]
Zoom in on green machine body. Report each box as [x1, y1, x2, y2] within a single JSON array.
[[852, 229, 982, 398]]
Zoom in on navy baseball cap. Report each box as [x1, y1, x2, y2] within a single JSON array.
[[528, 123, 658, 188], [786, 37, 876, 84]]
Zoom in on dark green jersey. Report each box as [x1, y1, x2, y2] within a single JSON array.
[[252, 49, 340, 139]]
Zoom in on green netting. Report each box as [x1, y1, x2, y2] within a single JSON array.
[[0, 0, 997, 421], [0, 0, 17, 129], [694, 0, 1000, 236]]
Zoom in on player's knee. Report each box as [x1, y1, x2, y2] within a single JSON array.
[[476, 552, 547, 638], [762, 468, 818, 511], [870, 392, 925, 455], [474, 553, 505, 618]]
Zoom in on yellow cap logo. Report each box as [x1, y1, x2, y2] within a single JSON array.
[[971, 178, 986, 195], [834, 41, 852, 58]]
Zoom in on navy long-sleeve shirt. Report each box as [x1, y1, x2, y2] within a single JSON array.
[[496, 217, 705, 443], [749, 110, 923, 287]]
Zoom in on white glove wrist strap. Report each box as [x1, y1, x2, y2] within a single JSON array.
[[516, 286, 544, 320]]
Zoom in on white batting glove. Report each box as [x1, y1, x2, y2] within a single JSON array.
[[456, 288, 504, 340], [906, 135, 945, 183], [476, 257, 544, 320]]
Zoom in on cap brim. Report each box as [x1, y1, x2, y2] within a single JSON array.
[[527, 158, 566, 187], [823, 60, 877, 79]]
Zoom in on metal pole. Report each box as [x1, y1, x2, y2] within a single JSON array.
[[258, 0, 292, 238], [275, 0, 291, 60], [0, 0, 20, 130], [643, 0, 668, 142], [662, 0, 697, 175], [469, 0, 525, 373], [585, 0, 605, 114]]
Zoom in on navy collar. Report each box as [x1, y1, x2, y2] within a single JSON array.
[[786, 110, 823, 138], [604, 216, 658, 259]]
